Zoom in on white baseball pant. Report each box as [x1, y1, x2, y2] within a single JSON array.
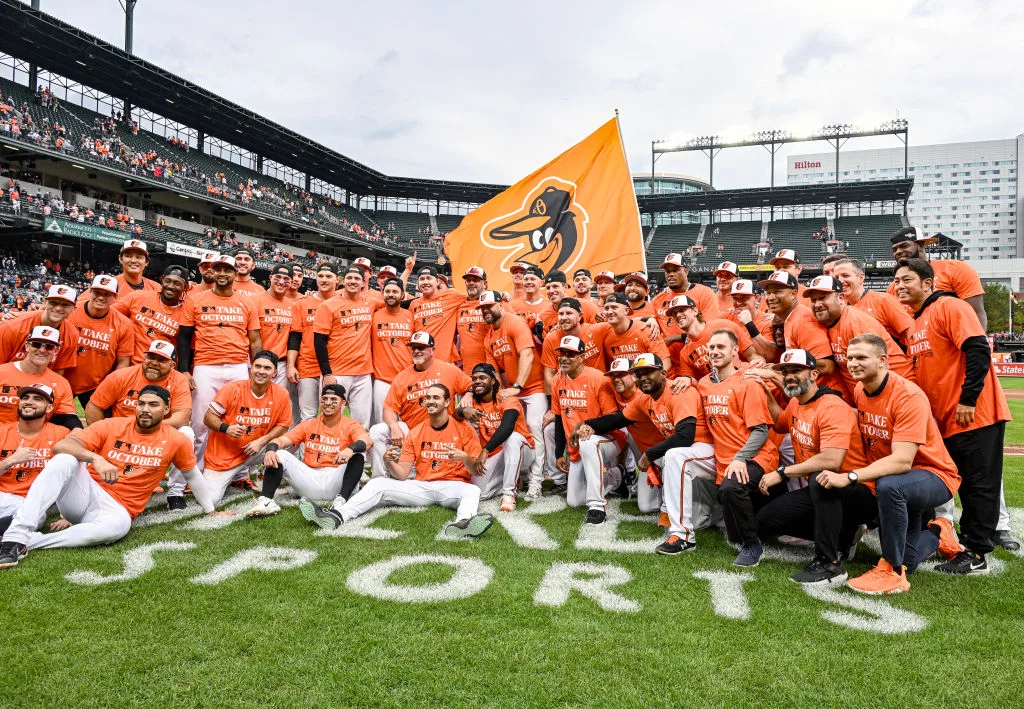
[[371, 380, 391, 427], [935, 481, 1013, 533], [542, 421, 566, 485], [368, 421, 409, 478], [623, 434, 662, 514], [1, 454, 131, 550], [165, 426, 196, 497], [0, 491, 25, 518], [567, 435, 623, 512], [335, 374, 372, 429], [275, 362, 300, 426], [519, 392, 547, 488], [298, 377, 321, 421], [338, 476, 481, 522], [472, 432, 534, 499], [192, 453, 264, 507], [277, 449, 349, 504], [660, 442, 718, 542], [191, 363, 250, 458]]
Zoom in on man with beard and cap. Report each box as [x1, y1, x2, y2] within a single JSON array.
[[0, 326, 79, 430], [572, 269, 596, 305], [600, 292, 671, 367], [407, 264, 468, 364], [193, 252, 219, 291], [64, 275, 134, 407], [744, 349, 873, 586], [594, 270, 617, 307], [887, 225, 986, 328], [370, 277, 413, 425], [650, 253, 719, 365], [540, 270, 599, 333], [766, 250, 811, 306], [0, 385, 226, 569], [616, 272, 657, 318], [114, 265, 191, 365], [0, 385, 71, 535], [111, 239, 160, 297], [257, 265, 296, 389], [289, 262, 340, 421], [177, 255, 262, 458], [458, 363, 535, 511], [829, 258, 912, 346], [664, 295, 758, 385], [0, 284, 81, 374], [86, 340, 194, 509], [457, 266, 490, 376], [713, 261, 740, 314], [230, 248, 266, 299], [723, 279, 778, 361], [313, 266, 380, 428]]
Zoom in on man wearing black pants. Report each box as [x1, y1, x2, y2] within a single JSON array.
[[894, 258, 1013, 574], [746, 348, 874, 585]]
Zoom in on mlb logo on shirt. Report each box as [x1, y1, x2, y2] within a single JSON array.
[[239, 407, 249, 414], [114, 440, 131, 450]]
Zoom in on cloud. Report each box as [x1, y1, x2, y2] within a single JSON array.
[[364, 120, 420, 142], [780, 31, 854, 79], [375, 49, 400, 67]]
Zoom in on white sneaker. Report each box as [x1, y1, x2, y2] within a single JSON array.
[[330, 495, 347, 512], [500, 494, 516, 512], [524, 483, 542, 501], [244, 496, 281, 518]]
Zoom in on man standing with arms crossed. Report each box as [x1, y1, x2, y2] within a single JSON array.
[[289, 263, 339, 422]]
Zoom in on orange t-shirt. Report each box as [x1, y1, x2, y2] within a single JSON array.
[[887, 259, 984, 303], [781, 303, 842, 392], [852, 289, 913, 344], [408, 290, 467, 363], [182, 290, 260, 366], [674, 319, 754, 381], [284, 415, 369, 468], [776, 392, 867, 474], [113, 274, 160, 300], [64, 304, 134, 394], [371, 308, 414, 383], [484, 313, 544, 395], [313, 292, 379, 376], [112, 290, 190, 364], [541, 322, 608, 373], [204, 380, 292, 471], [622, 384, 709, 452], [906, 295, 1011, 438], [651, 283, 720, 340], [551, 366, 621, 462], [256, 293, 294, 358], [0, 311, 80, 371], [601, 320, 671, 367], [539, 298, 601, 335], [89, 364, 192, 418], [472, 395, 534, 456], [383, 360, 473, 430], [821, 306, 914, 400], [0, 421, 70, 495], [456, 299, 489, 375], [290, 292, 330, 379], [508, 296, 550, 331], [853, 373, 960, 495], [0, 362, 76, 423], [723, 309, 775, 341], [697, 369, 779, 482], [231, 278, 267, 299], [400, 417, 482, 483], [74, 417, 196, 517]]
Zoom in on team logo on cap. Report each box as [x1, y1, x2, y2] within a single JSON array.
[[121, 239, 148, 253], [808, 275, 841, 293], [557, 335, 584, 353], [660, 253, 686, 268], [409, 331, 433, 347], [594, 270, 616, 283], [770, 249, 799, 264], [481, 178, 590, 275], [666, 295, 697, 312], [46, 285, 77, 302], [216, 255, 237, 268], [29, 325, 60, 344], [353, 257, 372, 271], [777, 349, 816, 369], [478, 290, 501, 306], [200, 252, 220, 264], [463, 266, 486, 279], [377, 265, 397, 277], [759, 271, 798, 289], [91, 275, 118, 293], [715, 261, 738, 275], [607, 357, 631, 374], [631, 352, 663, 370], [731, 279, 755, 296], [148, 340, 175, 358]]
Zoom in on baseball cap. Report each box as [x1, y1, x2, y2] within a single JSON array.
[[417, 265, 439, 278], [321, 383, 348, 399], [215, 255, 237, 270], [890, 225, 937, 246], [622, 272, 649, 288], [556, 335, 585, 354], [317, 262, 338, 275], [382, 277, 405, 291], [268, 264, 291, 278], [17, 382, 54, 402], [714, 261, 739, 277], [90, 275, 118, 295], [557, 297, 582, 313], [377, 265, 398, 278], [605, 357, 632, 376], [660, 253, 689, 269], [344, 267, 365, 278], [28, 325, 60, 345], [523, 265, 544, 279], [352, 257, 373, 273], [45, 285, 77, 303], [775, 349, 817, 370], [545, 270, 567, 285], [769, 249, 800, 266], [665, 295, 697, 313], [476, 290, 503, 307], [233, 248, 254, 259], [573, 268, 592, 279], [162, 265, 189, 282], [462, 266, 487, 280], [199, 252, 220, 265], [407, 331, 435, 348], [437, 274, 451, 287], [472, 362, 499, 379], [147, 340, 176, 360], [804, 275, 843, 295], [120, 239, 148, 255], [509, 262, 527, 274], [604, 292, 631, 308], [730, 279, 756, 296], [758, 271, 799, 290], [630, 352, 664, 372], [594, 270, 616, 283]]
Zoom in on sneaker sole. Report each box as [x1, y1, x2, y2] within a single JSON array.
[[938, 566, 990, 576], [846, 584, 907, 595], [244, 507, 280, 519], [445, 514, 494, 539], [0, 559, 21, 569], [656, 545, 695, 556], [790, 573, 849, 586], [733, 557, 761, 568], [298, 498, 339, 531]]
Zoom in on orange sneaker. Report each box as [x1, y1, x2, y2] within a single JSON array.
[[846, 559, 910, 595], [928, 517, 964, 560], [500, 494, 516, 512], [658, 511, 670, 528]]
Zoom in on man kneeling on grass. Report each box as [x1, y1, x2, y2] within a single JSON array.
[[298, 384, 495, 539]]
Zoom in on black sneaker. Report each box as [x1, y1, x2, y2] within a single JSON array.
[[444, 514, 495, 539], [545, 483, 568, 497], [0, 541, 28, 569], [298, 497, 343, 531], [166, 496, 186, 511], [790, 557, 848, 585], [656, 534, 696, 555], [993, 530, 1021, 552], [936, 550, 989, 575], [585, 509, 606, 525]]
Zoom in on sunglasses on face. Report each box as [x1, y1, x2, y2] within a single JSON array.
[[27, 341, 57, 351]]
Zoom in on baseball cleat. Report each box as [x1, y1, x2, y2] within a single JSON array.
[[656, 534, 696, 555], [444, 513, 494, 539], [499, 494, 516, 512], [166, 496, 186, 511], [298, 497, 343, 531], [0, 541, 28, 569], [244, 496, 281, 518]]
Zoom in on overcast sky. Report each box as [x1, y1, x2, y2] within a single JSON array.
[[23, 0, 1024, 190]]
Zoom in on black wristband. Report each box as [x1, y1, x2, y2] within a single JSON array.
[[219, 423, 229, 434], [745, 321, 760, 338], [266, 442, 279, 452], [349, 440, 367, 454]]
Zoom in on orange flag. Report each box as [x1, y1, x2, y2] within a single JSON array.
[[445, 117, 644, 292]]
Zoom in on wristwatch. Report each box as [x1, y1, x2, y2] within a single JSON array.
[[511, 383, 524, 391], [775, 465, 786, 478], [847, 471, 859, 484]]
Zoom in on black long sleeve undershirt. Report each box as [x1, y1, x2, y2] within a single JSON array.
[[176, 325, 195, 371], [287, 331, 302, 352], [645, 418, 696, 462], [960, 335, 991, 407], [52, 413, 83, 430], [484, 409, 520, 453], [588, 411, 633, 435], [313, 333, 332, 376], [553, 415, 566, 459]]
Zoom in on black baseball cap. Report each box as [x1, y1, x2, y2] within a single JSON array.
[[270, 265, 292, 277], [321, 383, 348, 399], [138, 384, 170, 404], [344, 267, 364, 278], [604, 292, 630, 308], [382, 277, 405, 291], [472, 362, 499, 379], [573, 268, 592, 279], [162, 265, 188, 280], [317, 262, 338, 275], [417, 265, 439, 277], [523, 265, 544, 279], [545, 270, 567, 284], [234, 248, 254, 259], [558, 297, 582, 313]]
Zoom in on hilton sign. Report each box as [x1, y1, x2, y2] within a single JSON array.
[[793, 161, 822, 169]]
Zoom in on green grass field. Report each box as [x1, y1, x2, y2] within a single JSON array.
[[1, 459, 1023, 708], [999, 376, 1024, 391]]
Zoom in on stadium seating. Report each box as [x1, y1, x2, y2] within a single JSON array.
[[765, 218, 832, 263], [646, 223, 701, 268], [834, 215, 904, 261], [367, 210, 431, 242], [701, 221, 765, 267]]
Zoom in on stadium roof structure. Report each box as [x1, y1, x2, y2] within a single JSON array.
[[0, 0, 506, 203], [636, 178, 914, 214]]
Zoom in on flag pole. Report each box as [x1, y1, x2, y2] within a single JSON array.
[[613, 108, 648, 274]]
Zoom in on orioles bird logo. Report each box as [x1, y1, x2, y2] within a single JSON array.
[[482, 178, 590, 275]]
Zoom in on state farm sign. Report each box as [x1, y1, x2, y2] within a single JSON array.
[[793, 161, 822, 169], [993, 362, 1024, 377]]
